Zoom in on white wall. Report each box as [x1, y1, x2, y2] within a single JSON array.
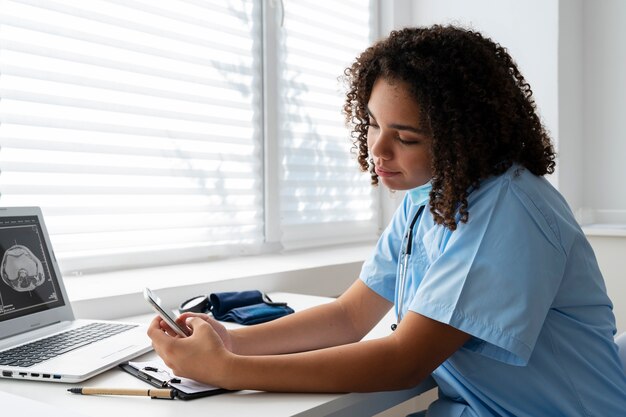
[[579, 0, 626, 333], [557, 0, 584, 213], [582, 0, 626, 213]]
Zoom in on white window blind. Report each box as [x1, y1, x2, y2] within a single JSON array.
[[0, 0, 264, 273], [277, 0, 379, 248]]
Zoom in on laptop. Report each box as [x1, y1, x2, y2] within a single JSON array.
[[0, 207, 152, 383]]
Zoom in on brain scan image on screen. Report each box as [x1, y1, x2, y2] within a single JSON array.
[[1, 245, 46, 292]]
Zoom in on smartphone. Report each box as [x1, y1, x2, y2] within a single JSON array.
[[144, 287, 190, 337]]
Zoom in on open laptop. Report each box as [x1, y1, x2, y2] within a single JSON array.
[[0, 207, 152, 383]]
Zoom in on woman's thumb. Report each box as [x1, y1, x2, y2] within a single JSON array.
[[185, 316, 203, 328]]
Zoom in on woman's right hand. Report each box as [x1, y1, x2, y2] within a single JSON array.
[[161, 312, 234, 352]]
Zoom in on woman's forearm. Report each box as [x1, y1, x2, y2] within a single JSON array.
[[228, 281, 393, 356], [221, 335, 423, 393], [229, 299, 361, 355]]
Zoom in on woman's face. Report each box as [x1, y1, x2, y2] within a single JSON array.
[[366, 78, 433, 191]]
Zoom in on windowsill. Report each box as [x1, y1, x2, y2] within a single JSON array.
[[582, 224, 626, 237], [67, 243, 374, 320], [577, 209, 626, 237]]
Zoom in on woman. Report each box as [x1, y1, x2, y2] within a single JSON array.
[[148, 25, 626, 416]]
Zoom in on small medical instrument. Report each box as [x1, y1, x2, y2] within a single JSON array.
[[179, 295, 211, 314], [392, 205, 425, 331]]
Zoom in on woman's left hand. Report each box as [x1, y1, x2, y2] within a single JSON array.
[[147, 316, 233, 387]]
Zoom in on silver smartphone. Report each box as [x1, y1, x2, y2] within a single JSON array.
[[144, 287, 190, 337]]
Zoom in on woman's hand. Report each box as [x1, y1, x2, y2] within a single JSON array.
[[156, 312, 235, 352], [147, 316, 234, 387]]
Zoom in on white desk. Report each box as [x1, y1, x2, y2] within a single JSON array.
[[0, 293, 435, 417]]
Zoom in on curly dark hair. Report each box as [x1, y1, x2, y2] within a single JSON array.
[[343, 25, 556, 230]]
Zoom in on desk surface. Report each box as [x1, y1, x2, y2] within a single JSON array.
[[0, 293, 435, 417]]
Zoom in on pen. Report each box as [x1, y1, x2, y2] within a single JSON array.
[[67, 387, 175, 399]]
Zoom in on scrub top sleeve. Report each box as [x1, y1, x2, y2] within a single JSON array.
[[411, 179, 567, 365], [359, 195, 410, 303]]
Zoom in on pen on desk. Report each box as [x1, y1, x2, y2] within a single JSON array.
[[67, 387, 175, 399]]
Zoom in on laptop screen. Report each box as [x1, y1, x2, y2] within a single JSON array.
[[0, 215, 66, 322]]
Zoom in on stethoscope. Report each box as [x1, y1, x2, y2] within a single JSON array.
[[391, 204, 425, 331]]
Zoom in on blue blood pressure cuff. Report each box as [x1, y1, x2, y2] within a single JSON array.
[[180, 290, 294, 325], [211, 291, 294, 325]]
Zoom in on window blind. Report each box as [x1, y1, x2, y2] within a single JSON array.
[[277, 0, 379, 248], [0, 0, 264, 273]]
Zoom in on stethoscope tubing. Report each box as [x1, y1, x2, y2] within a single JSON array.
[[393, 204, 425, 330]]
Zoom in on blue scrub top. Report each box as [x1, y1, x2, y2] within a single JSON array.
[[360, 165, 626, 416]]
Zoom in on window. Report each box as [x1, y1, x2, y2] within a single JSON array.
[[0, 0, 378, 274], [275, 1, 379, 249]]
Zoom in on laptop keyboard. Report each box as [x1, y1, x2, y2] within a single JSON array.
[[0, 322, 137, 368]]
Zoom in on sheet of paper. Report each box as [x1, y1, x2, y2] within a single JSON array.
[[128, 358, 220, 394]]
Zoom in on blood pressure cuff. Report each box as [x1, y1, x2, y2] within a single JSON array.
[[209, 290, 294, 325]]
